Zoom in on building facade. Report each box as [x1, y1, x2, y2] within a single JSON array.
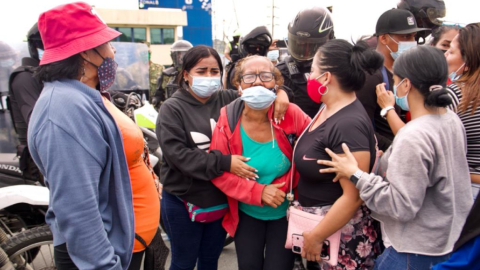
[[97, 7, 187, 65]]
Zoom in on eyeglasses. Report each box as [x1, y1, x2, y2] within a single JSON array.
[[241, 72, 274, 84]]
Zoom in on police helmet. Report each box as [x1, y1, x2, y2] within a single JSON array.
[[27, 23, 44, 61], [398, 0, 446, 42], [238, 26, 272, 58], [287, 7, 334, 61], [170, 40, 193, 68]]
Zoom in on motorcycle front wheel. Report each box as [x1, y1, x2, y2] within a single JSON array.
[[1, 225, 55, 269]]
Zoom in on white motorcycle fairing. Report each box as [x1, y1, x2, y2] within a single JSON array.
[[0, 185, 49, 209]]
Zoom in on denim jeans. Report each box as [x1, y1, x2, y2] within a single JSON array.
[[374, 246, 450, 270], [161, 190, 226, 270]]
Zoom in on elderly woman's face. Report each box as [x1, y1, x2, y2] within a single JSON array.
[[239, 57, 276, 90]]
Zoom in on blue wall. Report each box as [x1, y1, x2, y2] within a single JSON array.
[[139, 0, 213, 46]]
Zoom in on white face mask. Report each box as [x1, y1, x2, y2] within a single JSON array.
[[188, 74, 221, 98]]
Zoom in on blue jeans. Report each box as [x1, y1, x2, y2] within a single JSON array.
[[374, 247, 450, 270], [161, 190, 226, 270]]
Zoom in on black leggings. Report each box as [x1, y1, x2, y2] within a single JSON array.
[[54, 243, 144, 270], [234, 210, 294, 270]]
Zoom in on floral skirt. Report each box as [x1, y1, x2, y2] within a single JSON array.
[[291, 202, 382, 270]]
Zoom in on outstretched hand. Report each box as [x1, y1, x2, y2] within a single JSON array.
[[317, 143, 360, 182]]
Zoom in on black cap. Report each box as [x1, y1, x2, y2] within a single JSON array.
[[375, 9, 430, 36]]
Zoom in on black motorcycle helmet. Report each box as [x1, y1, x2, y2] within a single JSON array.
[[27, 23, 44, 61], [287, 7, 334, 62], [170, 40, 193, 68], [397, 0, 446, 43], [238, 26, 272, 59]]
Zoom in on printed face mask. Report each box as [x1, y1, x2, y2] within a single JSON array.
[[83, 48, 118, 91], [393, 78, 409, 111], [449, 63, 465, 82], [387, 35, 417, 60], [306, 73, 327, 103], [189, 75, 221, 98], [240, 85, 277, 110]]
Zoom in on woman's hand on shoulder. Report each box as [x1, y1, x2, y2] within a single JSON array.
[[274, 88, 289, 124], [230, 155, 258, 180]]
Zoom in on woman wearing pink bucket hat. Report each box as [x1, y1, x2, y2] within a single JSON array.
[[28, 2, 160, 270]]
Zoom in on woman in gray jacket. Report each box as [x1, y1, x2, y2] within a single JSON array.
[[315, 46, 473, 269]]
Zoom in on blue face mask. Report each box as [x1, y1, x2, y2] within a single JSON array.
[[387, 35, 417, 60], [37, 49, 44, 60], [240, 85, 277, 110], [393, 78, 409, 111], [449, 63, 465, 82], [189, 75, 221, 98], [267, 50, 279, 61]]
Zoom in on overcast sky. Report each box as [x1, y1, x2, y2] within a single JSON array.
[[0, 0, 478, 43]]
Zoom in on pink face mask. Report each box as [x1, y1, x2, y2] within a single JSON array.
[[306, 73, 327, 103]]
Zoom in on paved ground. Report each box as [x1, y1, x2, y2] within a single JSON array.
[[163, 238, 239, 270]]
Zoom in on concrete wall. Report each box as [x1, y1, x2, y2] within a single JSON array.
[[96, 8, 187, 65]]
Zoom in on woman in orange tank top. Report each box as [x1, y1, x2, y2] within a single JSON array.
[[103, 96, 161, 267]]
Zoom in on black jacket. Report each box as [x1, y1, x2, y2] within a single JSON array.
[[8, 57, 42, 145], [156, 87, 238, 208]]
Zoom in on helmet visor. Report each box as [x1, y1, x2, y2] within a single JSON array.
[[172, 51, 187, 67], [287, 32, 329, 61], [426, 7, 446, 26]]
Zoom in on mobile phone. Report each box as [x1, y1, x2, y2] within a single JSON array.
[[292, 234, 303, 254], [276, 39, 287, 48], [321, 240, 330, 260], [291, 234, 331, 259]]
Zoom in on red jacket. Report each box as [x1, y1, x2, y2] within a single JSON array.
[[210, 99, 311, 236]]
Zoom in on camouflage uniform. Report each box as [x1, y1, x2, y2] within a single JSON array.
[[149, 62, 163, 99]]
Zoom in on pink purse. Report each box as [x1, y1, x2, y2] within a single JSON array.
[[285, 206, 342, 265]]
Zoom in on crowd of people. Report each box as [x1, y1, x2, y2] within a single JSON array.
[[5, 0, 480, 269]]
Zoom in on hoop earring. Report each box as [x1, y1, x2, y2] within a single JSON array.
[[318, 85, 328, 95]]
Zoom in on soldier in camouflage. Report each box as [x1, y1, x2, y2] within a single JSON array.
[[152, 40, 193, 109], [148, 48, 164, 101]]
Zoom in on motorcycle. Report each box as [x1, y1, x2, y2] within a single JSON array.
[[0, 185, 53, 270]]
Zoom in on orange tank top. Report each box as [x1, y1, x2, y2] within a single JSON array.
[[103, 97, 160, 252]]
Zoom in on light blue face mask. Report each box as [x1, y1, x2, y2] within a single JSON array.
[[37, 49, 44, 60], [393, 78, 409, 111], [189, 75, 221, 98], [387, 35, 417, 60], [240, 85, 277, 110], [267, 50, 279, 61], [449, 63, 465, 82], [0, 58, 15, 68]]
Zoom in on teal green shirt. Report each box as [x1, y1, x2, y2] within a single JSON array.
[[238, 124, 291, 220]]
